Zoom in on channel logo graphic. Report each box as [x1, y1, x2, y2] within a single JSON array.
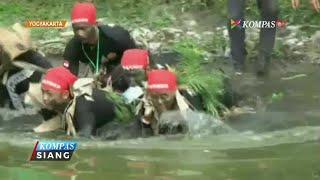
[[29, 141, 77, 161], [230, 19, 241, 29], [230, 19, 286, 29]]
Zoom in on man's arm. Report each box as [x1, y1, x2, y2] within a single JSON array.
[[63, 37, 81, 76], [33, 108, 61, 133], [16, 50, 53, 82], [74, 96, 96, 137], [39, 108, 59, 121], [113, 26, 136, 53]]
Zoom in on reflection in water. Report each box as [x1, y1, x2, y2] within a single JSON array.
[[0, 130, 318, 179]]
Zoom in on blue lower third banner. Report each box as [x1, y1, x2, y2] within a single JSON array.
[[29, 141, 78, 161]]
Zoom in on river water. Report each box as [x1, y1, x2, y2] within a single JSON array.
[[0, 128, 319, 180], [0, 61, 319, 179]]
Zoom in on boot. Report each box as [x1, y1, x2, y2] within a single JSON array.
[[256, 55, 271, 77], [234, 64, 245, 75], [232, 49, 247, 75]]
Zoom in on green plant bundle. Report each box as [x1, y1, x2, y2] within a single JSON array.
[[105, 90, 135, 122], [171, 38, 226, 116]]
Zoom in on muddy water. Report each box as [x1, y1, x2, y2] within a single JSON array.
[[0, 59, 319, 179]]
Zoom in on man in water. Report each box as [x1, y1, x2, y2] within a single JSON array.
[[36, 66, 116, 138], [108, 49, 149, 97], [108, 49, 205, 113], [138, 69, 205, 135], [96, 68, 203, 139], [227, 0, 278, 76], [63, 2, 136, 78], [0, 23, 52, 110]]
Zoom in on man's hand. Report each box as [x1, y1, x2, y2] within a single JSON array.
[[310, 0, 320, 11], [291, 0, 299, 9], [106, 52, 117, 61], [94, 72, 107, 87]]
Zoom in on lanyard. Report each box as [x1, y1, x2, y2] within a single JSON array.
[[81, 29, 100, 74]]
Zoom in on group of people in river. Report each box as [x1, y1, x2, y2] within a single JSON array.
[[0, 0, 318, 139], [0, 2, 213, 139]]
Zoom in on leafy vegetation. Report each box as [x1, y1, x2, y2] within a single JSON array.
[[170, 38, 226, 116], [105, 90, 135, 122]]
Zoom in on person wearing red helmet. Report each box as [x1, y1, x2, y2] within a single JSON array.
[[92, 51, 203, 138], [63, 2, 136, 79], [121, 49, 150, 71], [136, 69, 202, 135], [96, 68, 197, 139], [146, 69, 179, 113], [104, 49, 149, 104], [34, 66, 116, 137], [112, 49, 204, 113]]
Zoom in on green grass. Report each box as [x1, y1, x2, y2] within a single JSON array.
[[0, 0, 176, 39], [0, 1, 72, 39]]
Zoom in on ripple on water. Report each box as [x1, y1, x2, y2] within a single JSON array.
[[0, 107, 319, 151], [0, 126, 317, 153]]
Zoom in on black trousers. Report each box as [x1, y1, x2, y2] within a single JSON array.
[[227, 0, 279, 69]]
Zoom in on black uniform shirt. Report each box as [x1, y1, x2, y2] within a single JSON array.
[[63, 24, 136, 76]]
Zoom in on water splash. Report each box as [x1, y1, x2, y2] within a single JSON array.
[[158, 110, 237, 137], [0, 107, 39, 121], [0, 109, 318, 152]]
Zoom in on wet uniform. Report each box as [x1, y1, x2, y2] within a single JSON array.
[[40, 88, 116, 137], [73, 88, 116, 137], [63, 24, 136, 76]]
